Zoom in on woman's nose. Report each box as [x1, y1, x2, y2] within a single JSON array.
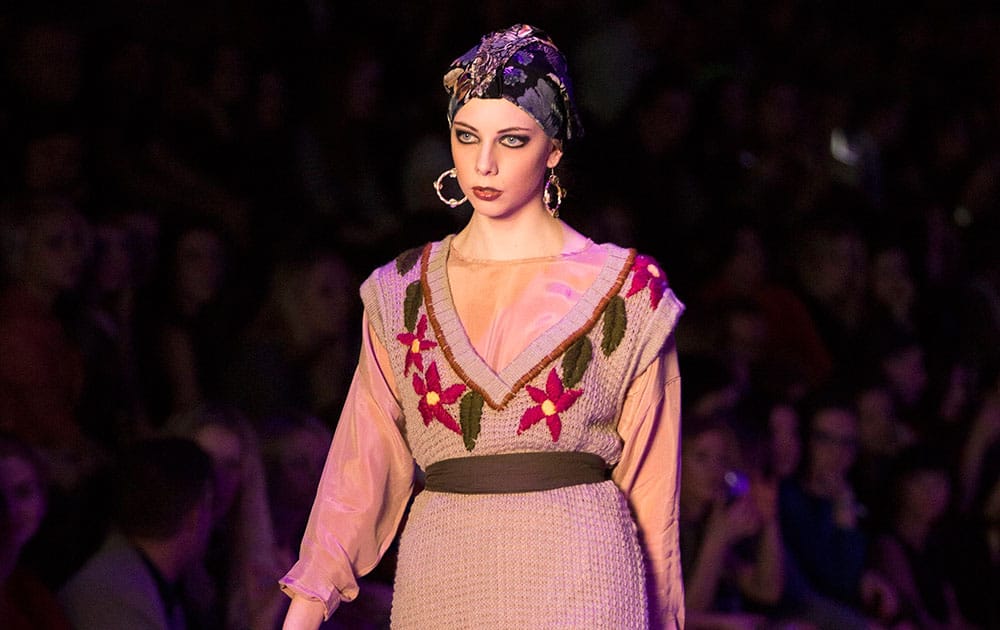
[[475, 145, 497, 176]]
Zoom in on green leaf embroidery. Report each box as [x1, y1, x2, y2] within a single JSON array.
[[395, 247, 422, 276], [601, 295, 627, 356], [561, 336, 593, 388], [403, 281, 423, 332], [459, 390, 484, 451]]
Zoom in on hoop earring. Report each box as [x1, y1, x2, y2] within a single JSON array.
[[433, 168, 467, 208], [543, 170, 564, 218]]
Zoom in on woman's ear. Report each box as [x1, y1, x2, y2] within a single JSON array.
[[547, 141, 564, 169]]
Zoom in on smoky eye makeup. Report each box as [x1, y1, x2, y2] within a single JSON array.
[[500, 134, 529, 147], [455, 129, 477, 144]]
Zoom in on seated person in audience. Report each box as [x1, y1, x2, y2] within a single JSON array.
[[870, 445, 976, 630], [778, 387, 900, 629], [0, 431, 73, 630], [0, 195, 98, 490], [58, 436, 213, 630], [679, 412, 789, 629]]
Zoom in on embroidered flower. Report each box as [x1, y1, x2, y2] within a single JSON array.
[[518, 368, 582, 441], [414, 362, 465, 434], [626, 254, 668, 309], [397, 314, 437, 376]]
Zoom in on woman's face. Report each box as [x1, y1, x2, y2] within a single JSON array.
[[450, 98, 562, 219], [0, 454, 46, 552]]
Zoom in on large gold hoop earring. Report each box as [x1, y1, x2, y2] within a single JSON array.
[[543, 169, 564, 218], [433, 168, 467, 208]]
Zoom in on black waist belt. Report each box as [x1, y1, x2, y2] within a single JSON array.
[[423, 451, 610, 494]]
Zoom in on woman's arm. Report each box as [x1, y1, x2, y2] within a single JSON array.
[[279, 316, 414, 623], [612, 338, 685, 629]]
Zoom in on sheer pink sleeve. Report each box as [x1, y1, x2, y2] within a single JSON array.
[[611, 337, 685, 629], [278, 314, 414, 619]]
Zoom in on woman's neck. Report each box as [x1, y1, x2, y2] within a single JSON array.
[[452, 212, 587, 261]]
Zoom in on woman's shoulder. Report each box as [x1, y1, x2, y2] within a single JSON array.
[[359, 238, 451, 310], [604, 243, 683, 314], [364, 239, 442, 281]]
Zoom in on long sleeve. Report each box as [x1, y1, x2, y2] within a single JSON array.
[[278, 314, 415, 619], [612, 337, 685, 629]]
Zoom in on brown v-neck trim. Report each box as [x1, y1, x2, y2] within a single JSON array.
[[421, 235, 636, 410]]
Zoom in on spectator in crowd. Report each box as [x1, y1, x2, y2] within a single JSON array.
[[787, 211, 869, 380], [946, 361, 1000, 629], [0, 194, 116, 587], [0, 195, 94, 485], [0, 431, 74, 630], [134, 215, 241, 426], [70, 208, 151, 452], [778, 387, 900, 629], [850, 376, 918, 531], [679, 412, 788, 629], [870, 445, 976, 630], [58, 436, 214, 630]]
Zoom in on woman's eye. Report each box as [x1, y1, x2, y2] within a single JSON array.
[[500, 135, 527, 147], [455, 130, 477, 144]]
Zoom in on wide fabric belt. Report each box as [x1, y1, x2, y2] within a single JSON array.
[[423, 451, 610, 494]]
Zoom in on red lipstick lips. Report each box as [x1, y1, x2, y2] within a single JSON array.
[[472, 187, 501, 201]]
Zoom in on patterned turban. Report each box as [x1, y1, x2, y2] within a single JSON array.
[[443, 24, 583, 143]]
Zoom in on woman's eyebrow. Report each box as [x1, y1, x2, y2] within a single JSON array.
[[453, 121, 533, 134]]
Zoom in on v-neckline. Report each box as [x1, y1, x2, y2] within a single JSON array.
[[421, 234, 636, 410]]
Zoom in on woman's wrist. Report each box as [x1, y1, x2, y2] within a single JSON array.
[[282, 595, 327, 630]]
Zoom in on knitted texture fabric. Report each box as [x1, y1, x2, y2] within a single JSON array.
[[359, 236, 683, 629]]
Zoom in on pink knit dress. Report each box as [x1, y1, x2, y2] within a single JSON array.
[[280, 236, 685, 629]]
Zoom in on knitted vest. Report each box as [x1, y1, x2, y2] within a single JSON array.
[[360, 236, 684, 471]]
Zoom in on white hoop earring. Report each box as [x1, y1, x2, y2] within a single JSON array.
[[433, 168, 467, 208], [543, 170, 564, 218]]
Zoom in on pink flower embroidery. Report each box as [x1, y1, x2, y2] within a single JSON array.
[[626, 254, 668, 309], [397, 314, 437, 376], [518, 368, 582, 441], [414, 362, 465, 434]]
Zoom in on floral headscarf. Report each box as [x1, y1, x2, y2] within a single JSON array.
[[443, 24, 583, 143]]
